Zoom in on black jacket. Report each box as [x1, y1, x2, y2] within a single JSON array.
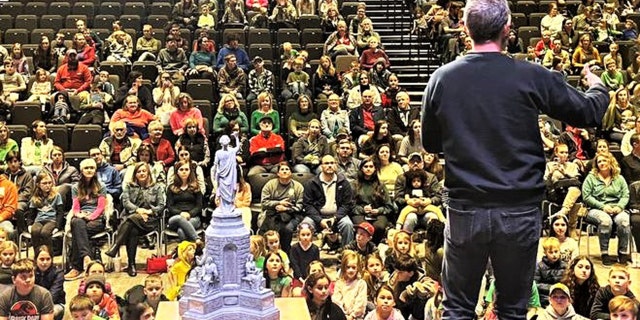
[[348, 105, 384, 142], [303, 173, 354, 225], [35, 266, 65, 305], [590, 285, 639, 320]]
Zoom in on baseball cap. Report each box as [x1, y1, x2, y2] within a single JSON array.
[[252, 56, 264, 64], [409, 152, 423, 162], [549, 283, 570, 297], [85, 275, 106, 291], [355, 222, 374, 237]]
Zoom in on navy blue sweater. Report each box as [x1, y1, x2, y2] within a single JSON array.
[[422, 52, 609, 206]]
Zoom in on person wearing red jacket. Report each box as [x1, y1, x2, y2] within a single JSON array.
[[144, 120, 176, 170], [54, 49, 93, 102], [249, 116, 285, 176]]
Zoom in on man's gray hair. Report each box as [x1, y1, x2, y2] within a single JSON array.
[[463, 0, 511, 44]]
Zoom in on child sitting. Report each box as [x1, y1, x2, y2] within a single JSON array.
[[69, 295, 103, 320], [50, 93, 70, 124], [27, 69, 52, 111], [166, 241, 196, 300], [197, 4, 216, 29], [85, 274, 120, 320], [0, 241, 17, 286], [396, 169, 444, 232], [590, 264, 638, 319], [534, 237, 568, 307], [362, 252, 390, 311], [250, 235, 267, 270], [282, 58, 311, 101], [290, 223, 320, 282], [609, 295, 638, 320], [601, 58, 625, 91], [264, 230, 290, 273], [364, 285, 405, 320], [96, 71, 115, 97], [78, 84, 111, 125], [333, 250, 367, 319], [345, 221, 377, 257], [124, 274, 168, 317]]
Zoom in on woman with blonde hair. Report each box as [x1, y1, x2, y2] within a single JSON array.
[[582, 153, 631, 265], [250, 92, 280, 135], [213, 93, 249, 134], [572, 33, 601, 71], [153, 71, 180, 125], [313, 55, 341, 101]]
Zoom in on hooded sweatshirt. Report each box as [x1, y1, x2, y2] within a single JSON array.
[[538, 304, 588, 320], [166, 241, 195, 300]]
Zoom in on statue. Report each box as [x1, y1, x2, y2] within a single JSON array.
[[244, 256, 264, 292], [213, 133, 241, 213], [195, 254, 219, 294]]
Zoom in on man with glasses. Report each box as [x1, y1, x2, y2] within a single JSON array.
[[98, 120, 141, 173], [88, 147, 122, 202], [302, 155, 354, 246]]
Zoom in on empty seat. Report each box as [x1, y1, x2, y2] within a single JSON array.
[[335, 55, 358, 74], [123, 2, 146, 17], [514, 0, 538, 15], [340, 2, 359, 17], [299, 15, 321, 30], [12, 102, 41, 127], [39, 16, 63, 33], [305, 43, 324, 60], [72, 2, 95, 19], [24, 2, 47, 17], [99, 2, 122, 17], [21, 44, 37, 57], [64, 151, 90, 169], [131, 61, 159, 82], [528, 12, 546, 28], [0, 2, 23, 15], [150, 2, 173, 16], [70, 125, 103, 152], [47, 125, 69, 152], [193, 100, 213, 124], [147, 15, 169, 30], [48, 2, 71, 16], [276, 29, 300, 47], [7, 125, 28, 143], [186, 80, 215, 102], [517, 26, 541, 52], [14, 15, 37, 30], [247, 28, 272, 45], [4, 30, 28, 46], [301, 28, 324, 46], [120, 15, 142, 32], [511, 13, 527, 29], [248, 44, 274, 61], [0, 16, 14, 33], [93, 15, 116, 30]]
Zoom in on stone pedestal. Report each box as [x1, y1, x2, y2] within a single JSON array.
[[179, 208, 280, 319]]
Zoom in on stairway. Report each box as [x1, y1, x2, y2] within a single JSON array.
[[362, 0, 441, 107]]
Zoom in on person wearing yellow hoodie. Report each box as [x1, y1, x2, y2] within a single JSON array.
[[0, 167, 17, 239], [166, 241, 196, 300]]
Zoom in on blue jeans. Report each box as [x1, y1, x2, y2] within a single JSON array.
[[168, 215, 201, 242], [585, 209, 630, 254], [442, 202, 541, 320], [301, 215, 354, 246]]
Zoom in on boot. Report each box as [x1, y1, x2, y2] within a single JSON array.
[[106, 221, 131, 258], [562, 187, 581, 237]]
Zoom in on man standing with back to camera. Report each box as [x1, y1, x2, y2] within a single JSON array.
[[421, 0, 609, 319]]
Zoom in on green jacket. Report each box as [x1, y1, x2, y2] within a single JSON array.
[[582, 172, 629, 210]]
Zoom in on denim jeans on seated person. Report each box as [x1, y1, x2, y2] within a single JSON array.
[[585, 209, 630, 254], [441, 201, 541, 320]]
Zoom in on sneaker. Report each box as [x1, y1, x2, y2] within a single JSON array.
[[64, 269, 82, 281], [602, 254, 616, 266], [619, 254, 632, 264]]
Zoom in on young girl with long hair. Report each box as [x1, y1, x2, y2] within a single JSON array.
[[384, 231, 413, 275], [34, 245, 65, 319], [29, 171, 64, 251], [561, 256, 601, 317], [333, 250, 367, 319], [65, 158, 107, 280], [166, 161, 203, 242], [263, 251, 292, 297], [305, 272, 347, 320]]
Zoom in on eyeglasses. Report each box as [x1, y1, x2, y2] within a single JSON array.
[[322, 161, 335, 165], [179, 153, 189, 156], [186, 126, 197, 129], [115, 128, 125, 132], [550, 295, 569, 301]]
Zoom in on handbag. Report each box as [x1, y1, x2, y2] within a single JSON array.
[[146, 255, 170, 274]]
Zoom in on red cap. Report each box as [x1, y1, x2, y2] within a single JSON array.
[[355, 222, 375, 237]]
